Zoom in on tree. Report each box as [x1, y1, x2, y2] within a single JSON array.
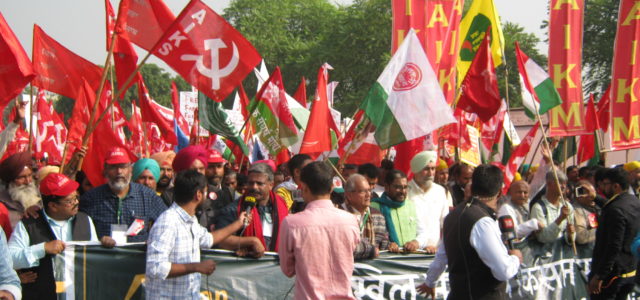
[[496, 21, 546, 109], [583, 0, 618, 95]]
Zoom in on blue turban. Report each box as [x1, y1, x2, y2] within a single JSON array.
[[132, 158, 161, 183]]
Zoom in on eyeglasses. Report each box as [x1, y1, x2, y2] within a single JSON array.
[[56, 196, 79, 206]]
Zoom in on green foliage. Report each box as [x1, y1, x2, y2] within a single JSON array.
[[497, 21, 546, 109], [583, 0, 618, 96]]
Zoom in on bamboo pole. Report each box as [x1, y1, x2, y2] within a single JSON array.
[[27, 85, 35, 152]]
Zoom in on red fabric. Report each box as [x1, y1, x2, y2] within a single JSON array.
[[138, 75, 177, 144], [0, 12, 34, 116], [113, 36, 138, 96], [0, 202, 11, 239], [237, 191, 288, 251], [189, 108, 199, 145], [149, 0, 260, 102], [503, 123, 539, 195], [480, 101, 507, 151], [338, 110, 383, 166], [577, 134, 596, 165], [293, 76, 307, 108], [172, 145, 208, 173], [118, 0, 174, 51], [237, 84, 251, 120], [104, 0, 116, 50], [394, 137, 426, 177], [66, 80, 95, 155], [34, 91, 67, 164], [585, 94, 600, 132], [1, 128, 29, 162], [299, 65, 339, 159], [596, 85, 610, 132], [456, 29, 501, 122], [32, 25, 103, 100], [255, 67, 298, 135], [171, 82, 190, 134], [129, 103, 144, 156], [274, 148, 290, 167]]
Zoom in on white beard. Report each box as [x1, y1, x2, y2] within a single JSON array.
[[8, 182, 42, 209], [107, 174, 131, 192]]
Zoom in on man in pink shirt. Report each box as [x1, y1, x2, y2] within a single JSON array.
[[278, 161, 360, 299]]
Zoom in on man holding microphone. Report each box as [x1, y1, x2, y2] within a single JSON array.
[[418, 164, 522, 299]]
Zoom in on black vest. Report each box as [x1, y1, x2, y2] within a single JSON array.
[[20, 210, 91, 300], [443, 199, 506, 300]]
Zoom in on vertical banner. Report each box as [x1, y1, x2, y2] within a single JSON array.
[[611, 0, 640, 150], [391, 0, 426, 54], [548, 0, 587, 136]]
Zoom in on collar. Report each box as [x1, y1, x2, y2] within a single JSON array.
[[305, 199, 333, 209], [341, 202, 367, 216], [171, 203, 196, 224], [603, 193, 621, 208], [42, 209, 74, 226], [469, 197, 498, 220], [409, 179, 429, 193]]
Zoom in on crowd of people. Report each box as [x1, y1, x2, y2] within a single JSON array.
[[0, 120, 640, 299]]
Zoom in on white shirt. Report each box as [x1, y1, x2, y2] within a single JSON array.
[[409, 180, 449, 248], [424, 217, 521, 287], [497, 202, 539, 239]]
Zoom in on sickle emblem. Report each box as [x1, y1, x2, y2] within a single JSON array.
[[181, 38, 239, 90]]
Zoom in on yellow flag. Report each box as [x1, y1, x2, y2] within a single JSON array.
[[456, 0, 505, 86]]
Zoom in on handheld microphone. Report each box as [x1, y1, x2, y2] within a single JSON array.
[[498, 215, 516, 250], [243, 196, 257, 227]]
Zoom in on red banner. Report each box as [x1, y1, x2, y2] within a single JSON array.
[[610, 0, 640, 150], [548, 0, 587, 136], [392, 0, 462, 104]]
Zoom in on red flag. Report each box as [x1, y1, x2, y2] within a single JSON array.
[[130, 103, 144, 156], [585, 94, 600, 132], [105, 0, 116, 50], [150, 0, 261, 102], [0, 12, 34, 113], [338, 110, 383, 166], [577, 94, 600, 164], [66, 80, 95, 151], [138, 76, 177, 145], [255, 67, 298, 136], [171, 82, 190, 134], [299, 65, 340, 159], [293, 77, 307, 107], [596, 85, 610, 132], [189, 108, 200, 145], [237, 84, 251, 120], [113, 36, 138, 96], [456, 29, 501, 122], [1, 128, 30, 161], [34, 91, 67, 164], [32, 25, 103, 99], [503, 122, 539, 194], [480, 100, 507, 151], [146, 122, 172, 154], [117, 0, 174, 51]]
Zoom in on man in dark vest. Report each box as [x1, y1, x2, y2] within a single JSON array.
[[418, 164, 522, 299], [8, 173, 114, 300]]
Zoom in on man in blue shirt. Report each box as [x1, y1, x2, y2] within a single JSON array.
[[9, 173, 114, 300], [80, 147, 167, 242]]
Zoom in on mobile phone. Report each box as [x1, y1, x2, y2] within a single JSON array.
[[575, 186, 587, 197]]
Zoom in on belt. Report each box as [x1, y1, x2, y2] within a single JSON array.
[[620, 270, 636, 278]]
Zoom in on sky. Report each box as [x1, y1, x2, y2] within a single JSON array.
[[0, 0, 548, 72]]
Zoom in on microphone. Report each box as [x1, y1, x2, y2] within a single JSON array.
[[498, 215, 516, 250], [243, 196, 257, 227]]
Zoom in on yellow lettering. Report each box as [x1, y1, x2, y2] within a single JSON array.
[[450, 30, 458, 55], [435, 40, 443, 62], [553, 64, 577, 89], [406, 0, 412, 15], [550, 102, 583, 127], [553, 0, 580, 10], [454, 0, 463, 15], [397, 29, 405, 49], [563, 25, 571, 50], [427, 4, 449, 28], [616, 78, 639, 103], [633, 40, 639, 65], [623, 2, 640, 26], [613, 116, 640, 141], [439, 69, 455, 93]]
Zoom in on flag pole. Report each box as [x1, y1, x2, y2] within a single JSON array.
[[27, 85, 34, 152], [109, 65, 116, 131]]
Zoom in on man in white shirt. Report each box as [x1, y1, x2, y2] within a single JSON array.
[[406, 151, 449, 253], [418, 164, 522, 299], [498, 180, 542, 239]]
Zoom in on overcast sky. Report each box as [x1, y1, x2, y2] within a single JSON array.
[[0, 0, 547, 72]]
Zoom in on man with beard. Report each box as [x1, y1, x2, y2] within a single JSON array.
[[498, 180, 541, 239], [132, 158, 161, 194], [9, 173, 114, 300], [215, 163, 289, 252], [150, 151, 176, 195], [0, 151, 42, 229], [205, 150, 226, 188], [448, 163, 474, 206], [408, 151, 450, 254], [161, 146, 234, 231], [80, 147, 167, 242], [145, 170, 256, 299], [589, 168, 640, 299], [530, 167, 575, 247], [342, 174, 389, 259], [371, 170, 420, 253], [623, 161, 640, 197]]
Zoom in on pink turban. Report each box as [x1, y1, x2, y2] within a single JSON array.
[[172, 145, 208, 173]]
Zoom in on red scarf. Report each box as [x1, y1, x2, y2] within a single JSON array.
[[237, 190, 288, 251]]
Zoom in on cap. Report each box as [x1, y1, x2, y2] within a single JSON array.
[[207, 150, 226, 164], [40, 173, 79, 197], [105, 147, 131, 165]]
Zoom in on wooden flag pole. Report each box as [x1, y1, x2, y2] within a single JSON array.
[[27, 85, 34, 152]]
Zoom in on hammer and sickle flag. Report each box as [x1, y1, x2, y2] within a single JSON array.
[[151, 0, 261, 102]]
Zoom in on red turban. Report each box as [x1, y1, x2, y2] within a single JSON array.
[[0, 151, 32, 183], [172, 145, 208, 173]]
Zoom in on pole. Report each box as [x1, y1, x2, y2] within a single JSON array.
[[28, 85, 35, 152]]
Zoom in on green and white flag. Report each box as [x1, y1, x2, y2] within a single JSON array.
[[360, 29, 455, 149], [198, 92, 249, 156], [515, 43, 562, 119]]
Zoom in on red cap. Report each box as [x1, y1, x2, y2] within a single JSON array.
[[207, 150, 226, 164], [105, 147, 131, 165], [39, 173, 79, 197]]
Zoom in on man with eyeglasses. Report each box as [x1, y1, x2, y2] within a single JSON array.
[[407, 151, 450, 254], [80, 147, 167, 243], [8, 173, 114, 300]]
